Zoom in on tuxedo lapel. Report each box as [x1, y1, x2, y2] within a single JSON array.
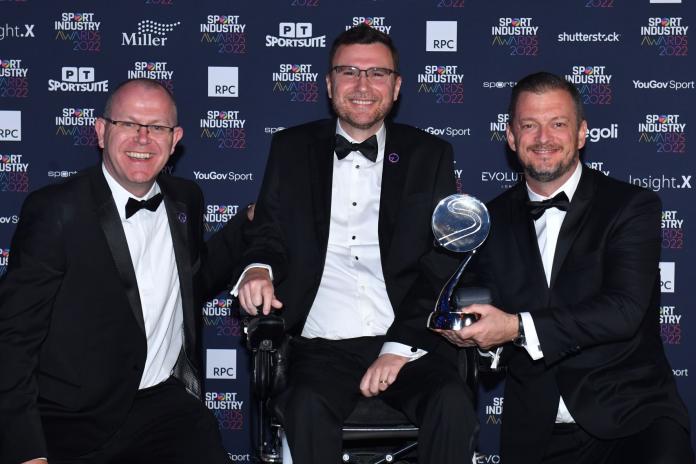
[[509, 184, 549, 295], [308, 122, 336, 252], [89, 168, 145, 334], [379, 123, 407, 259], [550, 166, 595, 287]]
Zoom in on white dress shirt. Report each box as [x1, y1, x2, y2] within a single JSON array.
[[102, 165, 183, 389], [520, 161, 582, 423]]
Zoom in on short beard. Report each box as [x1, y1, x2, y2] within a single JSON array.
[[331, 101, 390, 133], [523, 150, 578, 183]]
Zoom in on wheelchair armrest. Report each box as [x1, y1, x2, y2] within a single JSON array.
[[245, 314, 286, 352], [244, 314, 291, 399]]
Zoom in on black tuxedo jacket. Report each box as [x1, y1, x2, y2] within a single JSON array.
[[470, 166, 689, 464], [0, 166, 245, 463], [243, 119, 459, 358]]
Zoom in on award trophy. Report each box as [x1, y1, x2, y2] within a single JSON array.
[[427, 194, 491, 330]]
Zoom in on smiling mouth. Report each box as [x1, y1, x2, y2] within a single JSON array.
[[126, 151, 154, 160]]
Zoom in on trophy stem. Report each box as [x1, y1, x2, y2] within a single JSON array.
[[427, 251, 476, 330]]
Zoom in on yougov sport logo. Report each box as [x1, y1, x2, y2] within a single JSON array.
[[417, 65, 464, 104], [200, 15, 247, 54], [662, 209, 684, 250], [660, 304, 683, 345], [0, 59, 29, 98], [565, 66, 612, 105], [0, 154, 29, 193], [54, 12, 101, 52], [200, 110, 246, 149], [272, 64, 319, 102], [491, 17, 539, 56], [638, 114, 686, 153], [641, 17, 689, 56], [202, 298, 243, 337], [127, 61, 174, 92], [121, 19, 181, 47], [54, 107, 97, 146]]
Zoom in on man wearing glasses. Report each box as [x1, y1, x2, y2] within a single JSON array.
[[0, 79, 244, 463], [235, 25, 477, 463]]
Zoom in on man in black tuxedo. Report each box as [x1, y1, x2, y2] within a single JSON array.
[[0, 79, 245, 464], [441, 72, 693, 464], [235, 24, 477, 463]]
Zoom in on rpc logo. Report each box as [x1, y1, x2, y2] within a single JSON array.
[[0, 111, 21, 141], [208, 66, 238, 97], [426, 21, 457, 52], [659, 262, 675, 293], [206, 349, 236, 379]]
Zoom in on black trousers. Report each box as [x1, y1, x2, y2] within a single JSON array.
[[540, 418, 695, 464], [275, 336, 478, 464], [50, 377, 229, 464]]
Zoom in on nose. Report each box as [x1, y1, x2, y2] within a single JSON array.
[[135, 125, 151, 143], [536, 125, 551, 143]]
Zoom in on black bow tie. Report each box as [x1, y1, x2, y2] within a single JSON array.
[[334, 134, 378, 162], [526, 191, 570, 220], [125, 193, 163, 219]]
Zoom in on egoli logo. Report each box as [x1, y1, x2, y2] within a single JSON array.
[[347, 17, 391, 34], [122, 19, 181, 47], [417, 65, 464, 104], [54, 12, 101, 51], [633, 79, 695, 90], [272, 64, 319, 102], [638, 114, 686, 153], [659, 261, 675, 293], [586, 124, 618, 142], [662, 210, 684, 250], [54, 108, 97, 146], [48, 67, 108, 92], [641, 17, 688, 56], [200, 110, 246, 149], [0, 59, 29, 98], [200, 15, 247, 55], [489, 113, 508, 142], [565, 66, 612, 105], [266, 22, 326, 47], [491, 18, 539, 55], [660, 305, 682, 345]]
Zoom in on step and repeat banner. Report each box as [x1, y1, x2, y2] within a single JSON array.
[[1, 0, 693, 461]]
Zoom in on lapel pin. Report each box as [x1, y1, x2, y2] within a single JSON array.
[[178, 212, 187, 223], [388, 153, 399, 163]]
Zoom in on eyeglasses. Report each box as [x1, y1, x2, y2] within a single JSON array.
[[102, 117, 176, 136], [331, 66, 398, 83]]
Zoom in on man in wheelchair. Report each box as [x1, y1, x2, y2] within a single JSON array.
[[233, 24, 478, 464]]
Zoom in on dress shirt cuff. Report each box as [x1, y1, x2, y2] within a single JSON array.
[[230, 264, 273, 297], [520, 312, 544, 360], [380, 342, 427, 361]]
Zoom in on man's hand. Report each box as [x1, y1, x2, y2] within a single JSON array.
[[237, 267, 283, 316], [436, 304, 518, 350], [359, 354, 409, 397]]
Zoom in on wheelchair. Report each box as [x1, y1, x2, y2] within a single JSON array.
[[244, 288, 491, 464]]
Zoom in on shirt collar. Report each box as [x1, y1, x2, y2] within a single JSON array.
[[102, 163, 161, 221], [526, 161, 582, 202], [335, 120, 386, 163]]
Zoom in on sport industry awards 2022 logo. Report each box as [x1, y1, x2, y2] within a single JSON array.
[[662, 209, 684, 250], [0, 59, 28, 98], [416, 65, 464, 103], [638, 114, 686, 153], [127, 61, 174, 92], [641, 17, 688, 56], [199, 110, 246, 149], [54, 107, 98, 146], [272, 64, 319, 102], [0, 153, 29, 192], [491, 17, 539, 55], [202, 297, 243, 337], [54, 12, 101, 52], [200, 15, 247, 54], [565, 66, 612, 105]]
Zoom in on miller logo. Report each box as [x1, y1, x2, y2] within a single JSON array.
[[272, 64, 319, 102], [54, 12, 101, 52], [641, 17, 689, 56], [491, 17, 539, 55], [565, 66, 613, 105], [200, 15, 247, 54], [54, 108, 97, 146], [638, 114, 686, 153], [200, 110, 246, 149], [0, 59, 28, 98], [417, 65, 464, 104], [121, 19, 181, 47]]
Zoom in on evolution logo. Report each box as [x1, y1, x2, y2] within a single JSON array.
[[484, 396, 503, 425], [127, 62, 174, 91], [202, 298, 243, 337], [659, 261, 675, 293], [491, 17, 539, 55], [585, 161, 610, 176], [641, 17, 688, 56], [662, 210, 684, 250], [0, 248, 9, 277], [628, 173, 691, 192], [272, 64, 319, 102], [475, 455, 502, 464], [660, 305, 682, 345], [54, 107, 97, 146], [48, 67, 108, 92], [633, 79, 694, 90], [0, 23, 35, 41], [54, 12, 101, 52], [566, 66, 612, 105], [417, 65, 464, 103], [489, 113, 508, 142], [0, 59, 29, 98], [638, 114, 686, 153], [200, 15, 247, 54], [200, 110, 246, 149], [121, 19, 181, 47], [266, 22, 326, 47], [204, 204, 240, 232], [0, 154, 29, 193], [346, 17, 392, 34]]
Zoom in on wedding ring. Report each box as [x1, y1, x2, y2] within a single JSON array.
[[379, 380, 388, 384]]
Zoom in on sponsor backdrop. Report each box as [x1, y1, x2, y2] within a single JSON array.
[[1, 0, 694, 460]]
